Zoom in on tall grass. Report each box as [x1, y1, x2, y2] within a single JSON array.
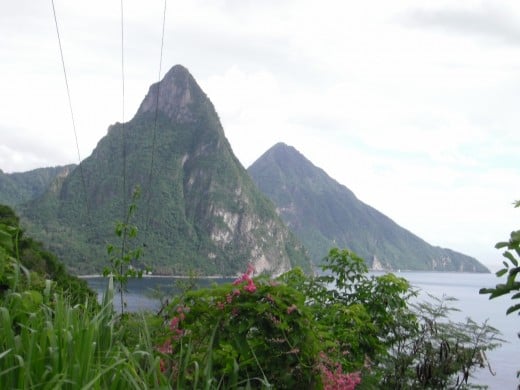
[[0, 273, 253, 389], [0, 277, 167, 389]]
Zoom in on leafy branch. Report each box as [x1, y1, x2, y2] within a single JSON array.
[[480, 200, 520, 316], [103, 186, 145, 315]]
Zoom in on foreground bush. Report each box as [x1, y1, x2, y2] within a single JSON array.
[[160, 264, 361, 388], [159, 249, 501, 389]]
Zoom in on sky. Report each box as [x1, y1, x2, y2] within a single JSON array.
[[1, 0, 519, 270]]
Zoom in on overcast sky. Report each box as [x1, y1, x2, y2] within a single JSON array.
[[1, 0, 519, 269]]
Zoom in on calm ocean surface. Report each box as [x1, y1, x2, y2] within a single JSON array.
[[85, 272, 519, 389]]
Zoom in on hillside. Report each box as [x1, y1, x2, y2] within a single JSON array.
[[0, 165, 75, 207], [21, 66, 311, 276], [248, 143, 489, 272], [0, 205, 94, 303]]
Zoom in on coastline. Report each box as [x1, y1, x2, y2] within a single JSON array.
[[78, 274, 232, 279]]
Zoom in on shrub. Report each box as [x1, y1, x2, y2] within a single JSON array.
[[159, 264, 360, 388]]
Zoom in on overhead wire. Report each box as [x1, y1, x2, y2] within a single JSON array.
[[51, 0, 168, 268], [143, 0, 168, 250], [120, 0, 129, 264], [50, 0, 92, 224]]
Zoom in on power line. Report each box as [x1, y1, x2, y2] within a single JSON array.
[[143, 0, 168, 248], [50, 0, 91, 221], [120, 0, 129, 262]]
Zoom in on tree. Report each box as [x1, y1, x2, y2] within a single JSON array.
[[480, 200, 520, 383], [103, 186, 145, 315], [480, 200, 520, 316], [281, 248, 501, 388]]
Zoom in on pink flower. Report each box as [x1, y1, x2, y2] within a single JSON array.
[[170, 316, 180, 331], [233, 263, 255, 285], [243, 279, 257, 293], [172, 328, 184, 340], [158, 339, 172, 354], [232, 264, 257, 293], [216, 301, 225, 310], [318, 353, 361, 390], [287, 304, 297, 314], [233, 273, 249, 285], [226, 293, 233, 304]]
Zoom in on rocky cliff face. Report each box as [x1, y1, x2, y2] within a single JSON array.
[[136, 65, 196, 124], [22, 66, 311, 276], [248, 143, 489, 273]]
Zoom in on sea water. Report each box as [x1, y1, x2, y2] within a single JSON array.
[[85, 272, 519, 389]]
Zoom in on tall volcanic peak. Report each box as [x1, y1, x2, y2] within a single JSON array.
[[248, 143, 489, 273], [253, 142, 348, 190], [135, 65, 206, 123], [21, 65, 311, 276]]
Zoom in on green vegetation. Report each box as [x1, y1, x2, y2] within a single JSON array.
[[480, 200, 520, 315], [480, 200, 520, 381], [157, 248, 499, 389], [0, 205, 94, 304], [103, 186, 146, 314], [248, 143, 489, 273], [0, 206, 502, 388], [0, 165, 75, 207], [19, 66, 311, 276]]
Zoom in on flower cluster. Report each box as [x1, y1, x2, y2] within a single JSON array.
[[158, 305, 189, 372], [169, 305, 188, 340], [215, 264, 257, 312], [232, 263, 256, 293], [318, 352, 361, 390]]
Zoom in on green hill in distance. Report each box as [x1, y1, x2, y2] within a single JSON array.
[[0, 165, 75, 207], [19, 65, 311, 276], [248, 143, 489, 273]]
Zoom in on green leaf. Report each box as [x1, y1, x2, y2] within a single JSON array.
[[495, 241, 509, 249], [489, 284, 510, 299], [510, 266, 520, 277], [511, 230, 520, 240], [129, 226, 138, 238], [0, 228, 14, 252], [495, 268, 508, 277], [506, 303, 520, 315], [503, 251, 518, 265]]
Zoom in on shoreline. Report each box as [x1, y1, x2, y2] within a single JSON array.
[[78, 274, 233, 279]]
